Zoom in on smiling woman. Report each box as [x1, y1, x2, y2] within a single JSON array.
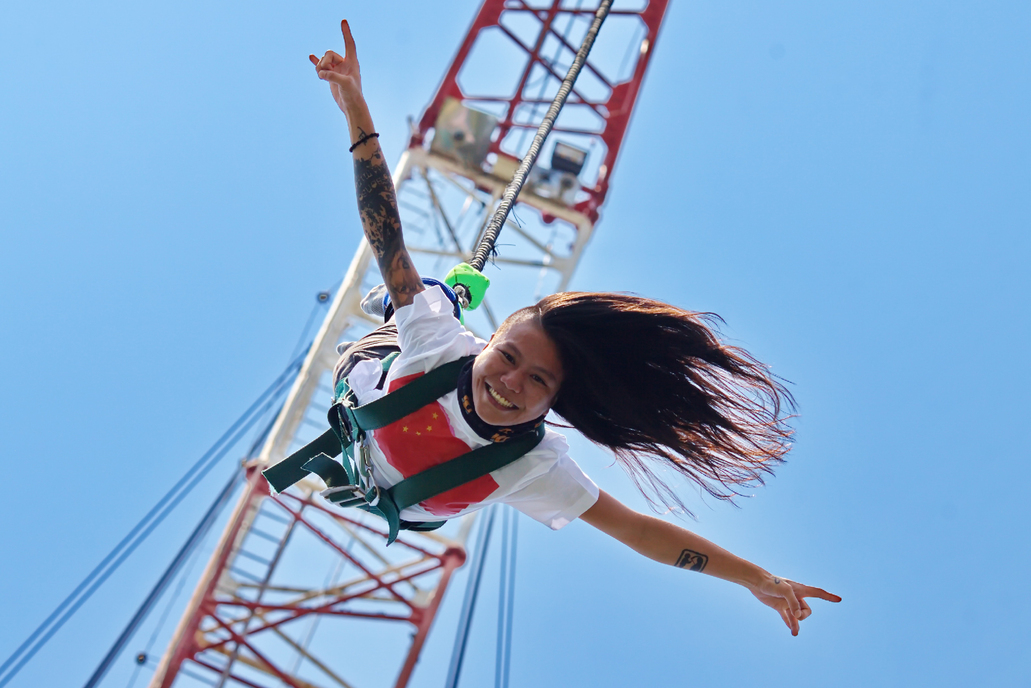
[[472, 317, 563, 426], [291, 19, 841, 637]]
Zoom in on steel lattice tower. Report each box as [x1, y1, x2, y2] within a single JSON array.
[[148, 2, 669, 687]]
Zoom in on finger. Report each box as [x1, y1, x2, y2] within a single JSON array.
[[778, 607, 799, 636], [341, 19, 357, 59], [781, 583, 802, 619], [799, 585, 842, 603], [320, 71, 351, 87], [317, 50, 343, 70], [798, 599, 812, 621], [309, 54, 320, 67]]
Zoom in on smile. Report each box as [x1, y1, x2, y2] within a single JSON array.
[[486, 383, 517, 410]]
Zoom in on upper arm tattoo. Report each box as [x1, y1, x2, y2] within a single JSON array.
[[353, 134, 423, 307], [675, 549, 709, 572]]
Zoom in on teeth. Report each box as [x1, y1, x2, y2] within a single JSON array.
[[488, 384, 516, 409]]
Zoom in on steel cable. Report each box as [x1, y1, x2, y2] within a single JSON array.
[[461, 0, 613, 290], [0, 351, 306, 688]]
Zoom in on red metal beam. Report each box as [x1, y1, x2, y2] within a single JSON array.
[[153, 465, 464, 688], [152, 4, 670, 687], [409, 0, 671, 223]]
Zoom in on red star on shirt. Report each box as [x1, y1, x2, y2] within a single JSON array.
[[374, 372, 499, 516]]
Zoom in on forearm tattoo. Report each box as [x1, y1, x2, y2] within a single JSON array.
[[675, 549, 709, 572], [352, 132, 420, 299]]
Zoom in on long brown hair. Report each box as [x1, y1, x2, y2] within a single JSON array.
[[503, 292, 795, 515]]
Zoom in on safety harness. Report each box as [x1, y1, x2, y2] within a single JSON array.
[[262, 351, 544, 545], [262, 0, 613, 542]]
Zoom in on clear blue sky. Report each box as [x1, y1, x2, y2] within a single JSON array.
[[2, 1, 1029, 687]]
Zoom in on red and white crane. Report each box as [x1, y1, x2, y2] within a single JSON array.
[[147, 2, 669, 686]]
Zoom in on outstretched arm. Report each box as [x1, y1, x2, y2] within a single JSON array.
[[579, 490, 841, 636], [310, 20, 424, 309]]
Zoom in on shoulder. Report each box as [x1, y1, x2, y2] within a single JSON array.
[[495, 428, 599, 530], [393, 285, 462, 338], [390, 286, 486, 377], [494, 428, 592, 494], [534, 427, 570, 462]]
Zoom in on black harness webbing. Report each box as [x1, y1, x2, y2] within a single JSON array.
[[262, 355, 544, 544]]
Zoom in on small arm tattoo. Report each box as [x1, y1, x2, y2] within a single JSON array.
[[675, 549, 709, 572]]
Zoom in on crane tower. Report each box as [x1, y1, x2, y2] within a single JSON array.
[[148, 2, 669, 686]]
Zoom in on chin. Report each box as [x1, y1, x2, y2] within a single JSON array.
[[476, 391, 506, 425]]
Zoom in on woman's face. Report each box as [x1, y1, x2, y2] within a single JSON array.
[[471, 318, 563, 426]]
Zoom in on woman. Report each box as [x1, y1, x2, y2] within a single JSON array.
[[311, 20, 840, 637]]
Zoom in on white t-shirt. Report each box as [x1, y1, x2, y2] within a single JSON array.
[[343, 286, 599, 529]]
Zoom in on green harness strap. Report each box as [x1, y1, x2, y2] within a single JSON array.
[[357, 423, 545, 544], [262, 356, 475, 494], [390, 424, 545, 512], [346, 356, 473, 432], [262, 428, 340, 495], [261, 354, 543, 545]]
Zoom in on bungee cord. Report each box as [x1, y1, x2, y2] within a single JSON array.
[[454, 0, 614, 307], [8, 3, 619, 680]]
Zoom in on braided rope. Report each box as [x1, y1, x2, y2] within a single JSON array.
[[457, 0, 614, 305]]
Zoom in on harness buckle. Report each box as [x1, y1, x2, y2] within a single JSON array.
[[320, 484, 367, 505], [365, 485, 381, 507], [353, 437, 376, 493]]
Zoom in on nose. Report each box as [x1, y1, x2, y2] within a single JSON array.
[[499, 370, 522, 394]]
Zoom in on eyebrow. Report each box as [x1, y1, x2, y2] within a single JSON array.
[[505, 343, 559, 384]]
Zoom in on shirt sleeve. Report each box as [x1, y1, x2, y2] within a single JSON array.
[[499, 434, 600, 530], [391, 286, 484, 375]]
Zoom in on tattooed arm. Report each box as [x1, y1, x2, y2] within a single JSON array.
[[580, 490, 841, 636], [346, 114, 423, 308], [311, 20, 424, 308]]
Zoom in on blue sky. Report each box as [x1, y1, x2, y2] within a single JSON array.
[[2, 1, 1029, 687]]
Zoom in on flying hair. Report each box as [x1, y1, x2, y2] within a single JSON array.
[[499, 292, 796, 516]]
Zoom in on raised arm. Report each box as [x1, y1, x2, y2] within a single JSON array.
[[311, 20, 424, 309], [579, 491, 841, 636]]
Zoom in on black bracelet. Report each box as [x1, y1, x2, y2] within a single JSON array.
[[349, 131, 380, 153]]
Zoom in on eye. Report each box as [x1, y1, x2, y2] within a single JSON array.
[[500, 350, 515, 363], [531, 374, 546, 386]]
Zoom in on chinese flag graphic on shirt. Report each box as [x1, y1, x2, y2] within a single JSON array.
[[374, 372, 499, 516]]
